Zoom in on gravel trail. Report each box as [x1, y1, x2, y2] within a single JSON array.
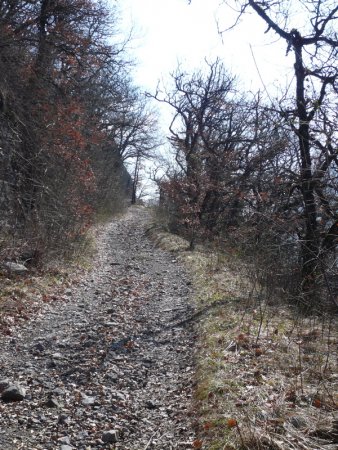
[[0, 207, 196, 449]]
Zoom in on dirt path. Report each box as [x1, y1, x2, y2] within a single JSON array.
[[0, 207, 196, 450]]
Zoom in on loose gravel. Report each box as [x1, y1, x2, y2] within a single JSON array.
[[0, 207, 196, 450]]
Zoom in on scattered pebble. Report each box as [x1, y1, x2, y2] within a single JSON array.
[[102, 429, 119, 443], [0, 207, 196, 448], [1, 384, 26, 402]]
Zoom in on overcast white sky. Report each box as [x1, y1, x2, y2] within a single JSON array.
[[117, 0, 295, 95]]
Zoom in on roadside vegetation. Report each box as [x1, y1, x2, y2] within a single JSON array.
[[149, 213, 337, 449], [0, 221, 101, 336], [150, 4, 338, 444], [0, 1, 158, 329], [151, 0, 337, 310], [0, 0, 157, 270]]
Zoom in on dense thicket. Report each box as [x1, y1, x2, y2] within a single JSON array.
[[156, 0, 338, 308], [0, 0, 156, 263]]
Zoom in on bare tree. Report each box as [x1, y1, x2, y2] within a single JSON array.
[[0, 0, 152, 261], [208, 0, 338, 302], [150, 60, 282, 247]]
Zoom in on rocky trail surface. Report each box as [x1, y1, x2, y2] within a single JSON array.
[[0, 207, 196, 450]]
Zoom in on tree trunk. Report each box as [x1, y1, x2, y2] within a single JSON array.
[[131, 154, 140, 205], [294, 37, 319, 302]]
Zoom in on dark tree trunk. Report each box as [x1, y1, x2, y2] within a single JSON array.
[[293, 36, 319, 301], [131, 154, 140, 205]]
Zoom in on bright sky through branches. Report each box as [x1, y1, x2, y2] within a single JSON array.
[[114, 0, 296, 199], [118, 0, 294, 95]]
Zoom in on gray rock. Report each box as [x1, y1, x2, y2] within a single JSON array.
[[53, 387, 65, 396], [0, 379, 10, 393], [60, 446, 73, 450], [145, 400, 158, 409], [289, 416, 308, 429], [34, 342, 45, 352], [102, 430, 119, 443], [1, 384, 26, 402], [76, 431, 89, 440], [106, 372, 118, 382], [58, 436, 71, 445], [3, 261, 28, 274], [46, 397, 60, 408], [104, 321, 118, 327], [81, 394, 96, 406], [58, 414, 71, 425]]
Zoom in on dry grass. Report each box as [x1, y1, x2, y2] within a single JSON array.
[[0, 227, 99, 335], [0, 267, 74, 334], [146, 223, 190, 252], [149, 224, 338, 450]]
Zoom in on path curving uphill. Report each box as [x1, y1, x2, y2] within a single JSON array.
[[0, 207, 196, 449]]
